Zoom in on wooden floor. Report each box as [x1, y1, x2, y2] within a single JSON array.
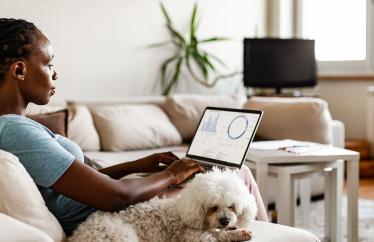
[[344, 178, 374, 199], [357, 178, 374, 199]]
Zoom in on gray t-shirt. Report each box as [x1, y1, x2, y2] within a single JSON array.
[[0, 114, 96, 235]]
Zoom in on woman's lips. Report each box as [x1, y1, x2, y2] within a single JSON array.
[[50, 88, 56, 96]]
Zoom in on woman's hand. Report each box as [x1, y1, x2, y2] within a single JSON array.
[[164, 159, 205, 184], [133, 152, 180, 173]]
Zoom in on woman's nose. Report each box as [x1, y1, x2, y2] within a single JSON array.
[[52, 70, 58, 80]]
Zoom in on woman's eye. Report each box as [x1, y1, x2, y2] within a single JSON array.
[[47, 64, 54, 69]]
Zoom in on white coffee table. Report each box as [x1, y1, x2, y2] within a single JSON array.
[[245, 144, 359, 242]]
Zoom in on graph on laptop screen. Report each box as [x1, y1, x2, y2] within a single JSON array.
[[188, 109, 261, 165]]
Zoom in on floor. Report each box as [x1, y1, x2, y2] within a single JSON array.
[[343, 177, 374, 199], [357, 178, 374, 199]]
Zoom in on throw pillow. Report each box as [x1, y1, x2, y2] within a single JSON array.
[[163, 94, 247, 140], [0, 150, 65, 242], [25, 101, 67, 116], [27, 110, 68, 136], [67, 105, 101, 151], [90, 104, 182, 151], [243, 97, 334, 144]]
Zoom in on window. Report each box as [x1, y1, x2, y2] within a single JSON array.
[[302, 0, 366, 61], [280, 0, 374, 73]]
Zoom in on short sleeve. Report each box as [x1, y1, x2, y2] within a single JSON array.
[[0, 121, 75, 187]]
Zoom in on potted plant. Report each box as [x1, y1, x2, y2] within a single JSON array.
[[151, 3, 240, 95]]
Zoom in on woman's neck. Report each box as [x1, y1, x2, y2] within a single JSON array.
[[0, 81, 27, 116]]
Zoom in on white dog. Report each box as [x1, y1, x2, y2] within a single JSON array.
[[69, 168, 258, 242]]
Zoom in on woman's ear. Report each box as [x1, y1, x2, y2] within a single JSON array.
[[10, 61, 26, 81]]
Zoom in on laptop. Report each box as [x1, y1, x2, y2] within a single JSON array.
[[184, 107, 263, 169]]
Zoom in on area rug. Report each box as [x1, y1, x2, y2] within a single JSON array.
[[295, 196, 374, 242]]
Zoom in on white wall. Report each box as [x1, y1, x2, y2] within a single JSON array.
[[0, 0, 263, 99], [2, 1, 370, 139], [318, 80, 374, 139]]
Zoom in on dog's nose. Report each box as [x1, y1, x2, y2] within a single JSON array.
[[219, 217, 229, 226]]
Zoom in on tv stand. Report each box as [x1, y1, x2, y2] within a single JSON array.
[[251, 89, 304, 97]]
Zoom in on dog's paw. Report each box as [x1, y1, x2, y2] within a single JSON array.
[[225, 226, 238, 231], [230, 228, 253, 241]]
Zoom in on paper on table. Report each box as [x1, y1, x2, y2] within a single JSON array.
[[250, 139, 322, 154]]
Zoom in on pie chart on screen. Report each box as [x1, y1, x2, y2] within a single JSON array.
[[227, 115, 248, 140]]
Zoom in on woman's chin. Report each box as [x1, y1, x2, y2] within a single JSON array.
[[33, 97, 51, 106]]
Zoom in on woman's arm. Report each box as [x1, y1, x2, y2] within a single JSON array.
[[98, 152, 180, 179], [52, 158, 203, 211]]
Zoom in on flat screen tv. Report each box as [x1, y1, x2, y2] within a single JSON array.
[[243, 38, 317, 94]]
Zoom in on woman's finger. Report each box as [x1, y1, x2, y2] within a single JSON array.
[[166, 151, 180, 160], [197, 163, 206, 173], [159, 154, 178, 165]]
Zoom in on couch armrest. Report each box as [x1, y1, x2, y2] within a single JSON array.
[[331, 120, 345, 148], [0, 213, 53, 242]]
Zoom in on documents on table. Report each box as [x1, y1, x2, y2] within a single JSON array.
[[250, 139, 324, 154]]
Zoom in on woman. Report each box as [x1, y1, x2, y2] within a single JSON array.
[[0, 18, 268, 236]]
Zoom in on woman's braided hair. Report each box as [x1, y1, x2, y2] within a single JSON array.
[[0, 18, 41, 81]]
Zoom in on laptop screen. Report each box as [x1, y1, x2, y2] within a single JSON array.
[[186, 107, 262, 168]]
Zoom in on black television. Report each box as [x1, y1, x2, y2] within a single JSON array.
[[243, 38, 317, 94]]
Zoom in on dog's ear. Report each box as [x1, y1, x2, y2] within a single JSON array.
[[177, 198, 206, 230], [236, 194, 258, 228]]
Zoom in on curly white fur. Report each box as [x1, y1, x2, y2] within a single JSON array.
[[69, 168, 257, 242]]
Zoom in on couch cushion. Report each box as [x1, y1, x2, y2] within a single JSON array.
[[67, 105, 101, 151], [90, 105, 183, 151], [243, 97, 333, 144], [85, 145, 189, 169], [27, 110, 68, 137], [0, 150, 65, 242], [250, 221, 319, 241], [0, 213, 53, 242], [163, 94, 246, 140]]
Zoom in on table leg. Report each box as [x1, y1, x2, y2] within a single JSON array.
[[276, 173, 295, 226], [255, 163, 269, 210], [347, 159, 359, 242], [299, 178, 311, 227], [324, 161, 343, 242], [324, 169, 331, 239]]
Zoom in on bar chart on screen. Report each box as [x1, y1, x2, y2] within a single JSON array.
[[200, 112, 219, 133]]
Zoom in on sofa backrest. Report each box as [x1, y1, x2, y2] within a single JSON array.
[[25, 95, 336, 149], [67, 96, 165, 108], [67, 94, 248, 151], [243, 96, 334, 144]]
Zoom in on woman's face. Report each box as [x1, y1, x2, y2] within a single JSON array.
[[20, 37, 58, 105]]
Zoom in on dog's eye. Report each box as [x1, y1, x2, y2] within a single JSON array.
[[228, 205, 235, 210], [211, 206, 218, 212]]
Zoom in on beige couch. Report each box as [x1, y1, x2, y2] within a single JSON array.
[[72, 95, 344, 202], [0, 94, 340, 242]]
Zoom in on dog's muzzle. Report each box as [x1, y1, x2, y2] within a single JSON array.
[[219, 217, 229, 227]]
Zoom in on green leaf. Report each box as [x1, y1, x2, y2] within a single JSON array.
[[192, 50, 208, 79], [160, 54, 180, 88], [190, 3, 198, 42], [198, 37, 230, 43], [146, 40, 173, 48], [204, 56, 215, 71], [163, 57, 183, 95], [160, 3, 172, 25], [165, 23, 186, 46], [160, 3, 186, 46], [204, 51, 228, 68]]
